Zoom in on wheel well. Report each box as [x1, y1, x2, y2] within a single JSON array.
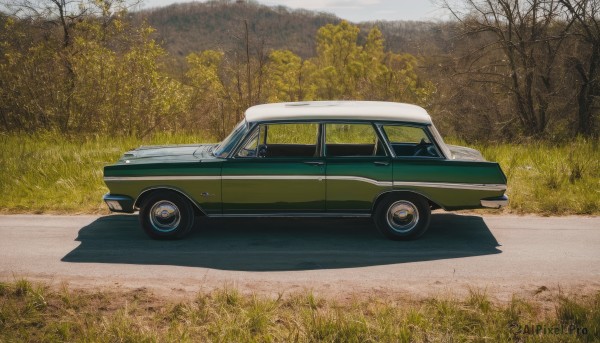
[[371, 190, 442, 215], [135, 188, 206, 216]]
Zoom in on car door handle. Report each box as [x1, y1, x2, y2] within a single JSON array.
[[373, 161, 390, 166], [304, 161, 324, 166]]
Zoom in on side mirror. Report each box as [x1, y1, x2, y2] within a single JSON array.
[[258, 144, 268, 158]]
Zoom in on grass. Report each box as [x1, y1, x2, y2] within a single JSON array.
[[0, 280, 598, 342], [0, 133, 598, 215], [468, 138, 600, 215], [0, 132, 214, 214]]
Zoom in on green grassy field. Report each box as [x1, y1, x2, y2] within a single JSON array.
[[0, 133, 598, 215], [469, 138, 599, 215], [0, 280, 598, 342], [0, 133, 213, 214]]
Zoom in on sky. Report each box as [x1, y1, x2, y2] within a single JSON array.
[[141, 0, 446, 22]]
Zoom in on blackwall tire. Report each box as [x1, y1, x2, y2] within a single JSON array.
[[139, 191, 195, 240], [374, 193, 431, 241]]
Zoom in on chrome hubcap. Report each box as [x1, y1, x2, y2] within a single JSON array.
[[386, 200, 419, 233], [149, 201, 180, 233]]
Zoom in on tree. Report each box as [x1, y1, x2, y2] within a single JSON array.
[[266, 50, 313, 102], [308, 21, 432, 104], [186, 50, 235, 139], [312, 20, 363, 99], [0, 0, 187, 135], [442, 0, 573, 137], [559, 0, 600, 137]]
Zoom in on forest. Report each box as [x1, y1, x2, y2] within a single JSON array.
[[0, 0, 598, 142]]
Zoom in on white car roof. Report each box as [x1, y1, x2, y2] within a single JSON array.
[[244, 101, 432, 124]]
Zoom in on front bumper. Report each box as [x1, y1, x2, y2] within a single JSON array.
[[480, 195, 509, 209], [103, 193, 135, 213]]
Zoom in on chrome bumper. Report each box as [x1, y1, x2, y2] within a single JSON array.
[[480, 195, 509, 209], [103, 193, 135, 213]]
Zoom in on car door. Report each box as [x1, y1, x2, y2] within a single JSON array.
[[324, 122, 392, 214], [221, 122, 326, 214]]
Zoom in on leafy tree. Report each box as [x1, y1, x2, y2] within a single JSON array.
[[266, 50, 308, 102], [186, 50, 234, 138], [312, 21, 363, 99], [0, 0, 187, 136]]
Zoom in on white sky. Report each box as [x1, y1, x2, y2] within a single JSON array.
[[141, 0, 447, 22]]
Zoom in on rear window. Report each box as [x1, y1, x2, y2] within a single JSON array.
[[381, 125, 440, 158]]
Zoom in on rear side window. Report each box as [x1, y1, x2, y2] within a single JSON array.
[[384, 126, 431, 144], [381, 125, 440, 158], [325, 123, 386, 157]]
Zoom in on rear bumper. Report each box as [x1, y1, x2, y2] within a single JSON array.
[[103, 193, 135, 213], [480, 195, 509, 209]]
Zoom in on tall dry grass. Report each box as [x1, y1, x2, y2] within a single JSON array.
[[0, 280, 598, 342]]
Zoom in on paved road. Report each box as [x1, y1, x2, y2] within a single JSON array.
[[0, 214, 598, 300]]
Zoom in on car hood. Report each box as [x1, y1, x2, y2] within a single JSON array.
[[447, 144, 486, 161], [117, 144, 217, 164]]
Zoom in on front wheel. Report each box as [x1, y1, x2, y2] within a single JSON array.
[[374, 194, 431, 240], [139, 191, 195, 240]]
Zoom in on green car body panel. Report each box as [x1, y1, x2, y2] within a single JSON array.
[[103, 102, 508, 217], [325, 156, 393, 213], [221, 158, 326, 213]]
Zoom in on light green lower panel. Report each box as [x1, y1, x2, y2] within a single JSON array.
[[392, 186, 504, 210], [222, 179, 325, 213], [326, 180, 390, 212], [105, 180, 222, 214]]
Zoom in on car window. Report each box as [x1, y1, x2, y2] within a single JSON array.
[[239, 123, 319, 158], [266, 123, 318, 145], [383, 125, 430, 144], [236, 126, 261, 157], [213, 120, 248, 158], [382, 125, 440, 158], [325, 123, 386, 157]]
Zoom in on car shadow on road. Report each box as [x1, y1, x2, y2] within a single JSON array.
[[62, 213, 501, 271]]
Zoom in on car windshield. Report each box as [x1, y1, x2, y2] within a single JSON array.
[[213, 120, 248, 158]]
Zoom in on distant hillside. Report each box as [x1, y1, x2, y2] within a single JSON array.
[[135, 1, 448, 61], [136, 1, 340, 59]]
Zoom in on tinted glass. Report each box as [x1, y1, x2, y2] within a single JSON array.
[[239, 123, 319, 158], [325, 123, 385, 157], [383, 125, 430, 144], [382, 125, 440, 158], [214, 120, 248, 157], [266, 123, 319, 145]]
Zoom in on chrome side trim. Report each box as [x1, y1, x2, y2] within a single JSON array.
[[222, 175, 321, 180], [105, 176, 221, 181], [481, 195, 509, 208], [224, 175, 391, 186], [107, 175, 391, 186], [106, 176, 505, 191], [394, 181, 507, 191], [210, 213, 371, 218], [327, 176, 392, 186]]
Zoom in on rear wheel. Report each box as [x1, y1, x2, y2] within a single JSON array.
[[374, 193, 431, 240], [139, 191, 195, 240]]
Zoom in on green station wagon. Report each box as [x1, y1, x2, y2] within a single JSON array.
[[103, 101, 508, 240]]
